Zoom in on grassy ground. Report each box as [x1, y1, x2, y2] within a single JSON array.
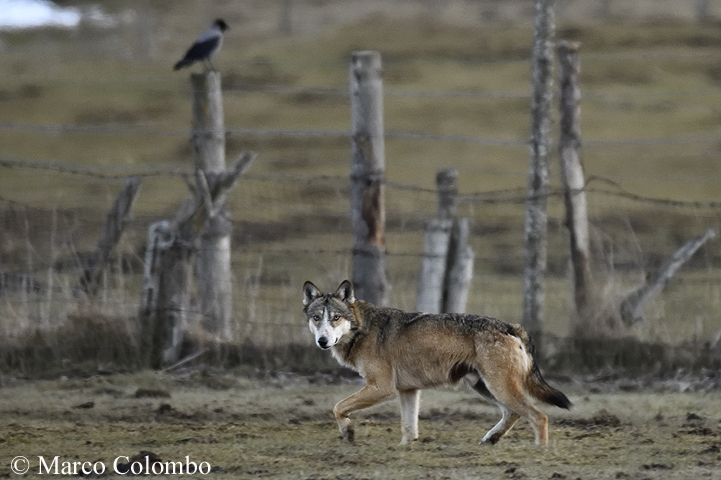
[[1, 371, 720, 479]]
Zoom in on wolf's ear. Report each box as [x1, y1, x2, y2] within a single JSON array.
[[335, 280, 355, 304], [303, 281, 321, 307]]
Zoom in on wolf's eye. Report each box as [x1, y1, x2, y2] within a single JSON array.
[[332, 314, 340, 322], [312, 315, 320, 322]]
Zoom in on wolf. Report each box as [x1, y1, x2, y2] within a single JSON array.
[[302, 280, 572, 446]]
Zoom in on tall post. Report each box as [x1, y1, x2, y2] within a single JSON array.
[[522, 0, 555, 349], [349, 51, 388, 306], [191, 71, 233, 341], [558, 41, 594, 335]]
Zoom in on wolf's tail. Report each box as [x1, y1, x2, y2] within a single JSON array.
[[512, 324, 572, 410]]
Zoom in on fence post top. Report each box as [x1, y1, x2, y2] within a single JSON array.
[[350, 51, 382, 71], [351, 50, 381, 59]]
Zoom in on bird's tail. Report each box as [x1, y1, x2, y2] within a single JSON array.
[[173, 59, 192, 71]]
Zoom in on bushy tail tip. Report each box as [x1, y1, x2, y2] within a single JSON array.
[[527, 364, 572, 410]]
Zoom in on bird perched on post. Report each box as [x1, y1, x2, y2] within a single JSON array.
[[173, 19, 229, 71]]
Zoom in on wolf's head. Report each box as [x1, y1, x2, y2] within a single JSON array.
[[303, 280, 356, 350]]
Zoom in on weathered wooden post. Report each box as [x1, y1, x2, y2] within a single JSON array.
[[417, 169, 455, 313], [558, 41, 595, 335], [445, 218, 474, 313], [522, 0, 555, 349], [77, 176, 141, 297], [191, 71, 233, 341], [417, 218, 452, 313], [417, 168, 474, 313], [436, 168, 458, 221], [349, 51, 388, 306], [139, 151, 255, 369], [140, 219, 191, 369]]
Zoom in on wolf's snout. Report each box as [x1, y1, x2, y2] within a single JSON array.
[[317, 337, 330, 349]]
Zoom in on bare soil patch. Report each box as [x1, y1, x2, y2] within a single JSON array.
[[1, 370, 720, 479]]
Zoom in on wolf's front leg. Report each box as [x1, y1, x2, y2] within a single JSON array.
[[333, 384, 395, 442], [398, 389, 420, 444]]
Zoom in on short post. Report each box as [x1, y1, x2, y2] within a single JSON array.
[[444, 218, 474, 313], [140, 220, 190, 369], [417, 218, 452, 313], [417, 168, 474, 313], [191, 71, 233, 341], [558, 40, 595, 335], [436, 168, 459, 221], [522, 0, 556, 349], [349, 51, 388, 306]]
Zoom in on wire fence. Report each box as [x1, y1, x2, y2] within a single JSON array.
[[1, 45, 720, 359]]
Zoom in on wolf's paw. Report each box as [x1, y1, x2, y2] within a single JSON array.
[[399, 436, 417, 446], [480, 435, 500, 446], [339, 425, 355, 443]]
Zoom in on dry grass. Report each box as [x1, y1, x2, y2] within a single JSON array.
[[1, 2, 720, 373]]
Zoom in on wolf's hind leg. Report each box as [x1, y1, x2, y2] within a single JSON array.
[[467, 375, 521, 445], [481, 403, 521, 445], [464, 374, 520, 445], [483, 376, 549, 446], [399, 389, 420, 445]]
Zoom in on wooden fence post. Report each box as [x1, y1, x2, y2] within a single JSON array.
[[140, 220, 191, 369], [139, 151, 254, 369], [444, 218, 474, 313], [417, 218, 452, 313], [417, 169, 456, 313], [436, 168, 458, 221], [78, 176, 141, 297], [417, 168, 474, 313], [191, 71, 233, 341], [522, 0, 555, 348], [557, 40, 595, 335], [349, 51, 388, 306]]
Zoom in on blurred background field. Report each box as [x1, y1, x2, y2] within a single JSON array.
[[1, 0, 720, 373]]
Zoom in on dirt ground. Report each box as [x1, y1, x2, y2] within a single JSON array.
[[1, 370, 720, 480]]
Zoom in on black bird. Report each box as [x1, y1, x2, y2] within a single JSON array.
[[174, 19, 229, 71]]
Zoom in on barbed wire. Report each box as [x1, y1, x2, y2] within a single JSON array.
[[1, 121, 718, 151], [0, 155, 190, 179], [2, 156, 720, 212]]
